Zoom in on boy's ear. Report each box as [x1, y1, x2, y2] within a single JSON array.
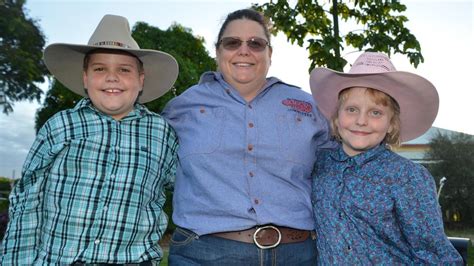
[[139, 73, 145, 92], [82, 71, 88, 89]]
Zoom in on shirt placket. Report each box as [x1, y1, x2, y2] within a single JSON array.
[[338, 160, 359, 262], [88, 119, 120, 258], [245, 101, 259, 216]]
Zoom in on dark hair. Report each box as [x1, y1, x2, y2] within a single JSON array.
[[83, 48, 144, 73], [215, 8, 271, 49]]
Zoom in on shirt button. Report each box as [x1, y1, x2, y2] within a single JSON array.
[[249, 171, 254, 177], [338, 212, 343, 219], [103, 206, 108, 211], [247, 144, 253, 151], [110, 174, 116, 179], [296, 117, 302, 122], [94, 239, 100, 245], [226, 89, 231, 94], [248, 122, 254, 128], [199, 107, 205, 113], [254, 199, 259, 204], [248, 104, 253, 109]]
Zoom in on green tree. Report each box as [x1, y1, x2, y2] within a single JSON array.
[[35, 22, 216, 132], [253, 0, 423, 72], [427, 132, 474, 228], [0, 0, 48, 114]]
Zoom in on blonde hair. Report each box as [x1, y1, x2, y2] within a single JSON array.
[[331, 87, 401, 147]]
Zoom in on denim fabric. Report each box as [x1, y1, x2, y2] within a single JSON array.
[[168, 227, 317, 266]]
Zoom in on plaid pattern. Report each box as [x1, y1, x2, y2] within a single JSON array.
[[1, 98, 178, 264]]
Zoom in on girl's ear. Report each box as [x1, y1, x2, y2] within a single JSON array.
[[388, 124, 394, 135]]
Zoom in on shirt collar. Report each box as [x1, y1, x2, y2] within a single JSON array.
[[198, 71, 292, 94], [72, 98, 93, 111], [330, 144, 389, 166]]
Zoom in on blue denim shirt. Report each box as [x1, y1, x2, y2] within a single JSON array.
[[312, 144, 463, 265], [162, 71, 334, 235]]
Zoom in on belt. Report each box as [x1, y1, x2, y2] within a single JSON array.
[[211, 225, 315, 249]]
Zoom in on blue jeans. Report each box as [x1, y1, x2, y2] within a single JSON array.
[[169, 227, 317, 266]]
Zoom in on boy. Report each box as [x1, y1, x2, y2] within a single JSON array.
[[1, 14, 179, 265], [309, 52, 462, 264]]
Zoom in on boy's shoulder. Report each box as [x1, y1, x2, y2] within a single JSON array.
[[41, 99, 89, 125], [42, 105, 80, 127]]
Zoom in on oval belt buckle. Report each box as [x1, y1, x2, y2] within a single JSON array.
[[253, 225, 282, 249]]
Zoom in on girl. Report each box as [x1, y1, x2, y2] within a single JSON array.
[[309, 52, 462, 264]]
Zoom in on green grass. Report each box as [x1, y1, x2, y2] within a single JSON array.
[[159, 251, 168, 266]]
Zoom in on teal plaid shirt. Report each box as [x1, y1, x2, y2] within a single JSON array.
[[1, 98, 178, 264]]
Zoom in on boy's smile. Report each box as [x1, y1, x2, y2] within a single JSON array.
[[336, 87, 394, 156], [82, 52, 144, 120]]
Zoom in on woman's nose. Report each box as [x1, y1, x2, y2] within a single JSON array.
[[237, 41, 251, 55]]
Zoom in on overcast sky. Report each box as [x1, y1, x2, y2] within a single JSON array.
[[0, 0, 473, 178]]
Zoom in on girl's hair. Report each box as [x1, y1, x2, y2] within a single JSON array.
[[215, 8, 272, 49], [331, 87, 402, 147]]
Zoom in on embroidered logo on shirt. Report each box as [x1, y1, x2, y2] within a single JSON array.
[[282, 98, 313, 116]]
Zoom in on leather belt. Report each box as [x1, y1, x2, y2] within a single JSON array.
[[211, 225, 315, 249]]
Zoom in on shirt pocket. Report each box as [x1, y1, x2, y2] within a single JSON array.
[[178, 106, 226, 158], [343, 177, 394, 222], [48, 137, 103, 182], [276, 113, 317, 167]]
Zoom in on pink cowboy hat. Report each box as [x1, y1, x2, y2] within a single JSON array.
[[310, 52, 439, 142]]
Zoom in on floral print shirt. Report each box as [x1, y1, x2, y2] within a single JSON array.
[[312, 144, 462, 265]]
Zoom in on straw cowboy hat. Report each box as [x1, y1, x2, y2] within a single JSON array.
[[310, 52, 439, 142], [43, 14, 178, 103]]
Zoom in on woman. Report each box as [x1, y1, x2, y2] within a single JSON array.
[[162, 8, 333, 265]]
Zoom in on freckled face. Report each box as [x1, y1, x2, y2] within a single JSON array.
[[83, 52, 144, 120], [216, 19, 272, 92], [336, 87, 394, 156]]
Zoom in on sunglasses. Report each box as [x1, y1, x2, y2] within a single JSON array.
[[218, 37, 271, 52]]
